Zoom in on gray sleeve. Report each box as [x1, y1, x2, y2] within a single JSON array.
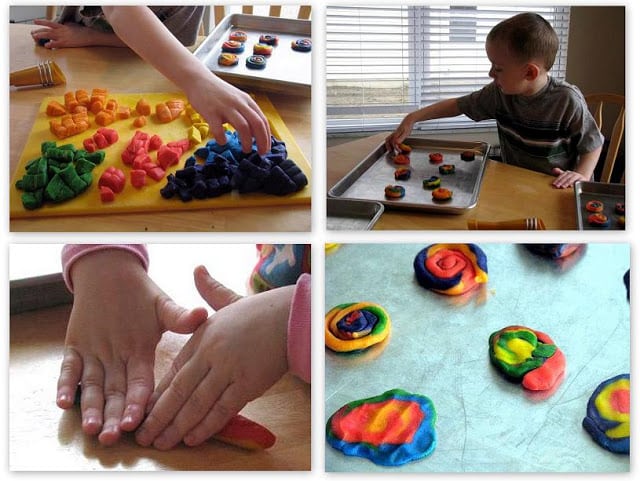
[[456, 82, 500, 122], [151, 6, 205, 47], [568, 92, 605, 155]]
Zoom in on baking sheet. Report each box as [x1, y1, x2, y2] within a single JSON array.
[[194, 14, 311, 95], [574, 181, 625, 230], [326, 198, 384, 231], [325, 243, 630, 472], [10, 92, 311, 219], [328, 138, 489, 214]]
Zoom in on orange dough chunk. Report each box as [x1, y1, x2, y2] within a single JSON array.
[[165, 98, 185, 120], [75, 89, 90, 107], [117, 105, 131, 120], [63, 91, 79, 112], [94, 110, 115, 127], [155, 102, 173, 123], [213, 414, 276, 450], [136, 98, 152, 116], [133, 115, 147, 128], [49, 111, 90, 139], [46, 100, 67, 117]]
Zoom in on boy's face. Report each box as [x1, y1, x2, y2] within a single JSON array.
[[485, 40, 530, 95]]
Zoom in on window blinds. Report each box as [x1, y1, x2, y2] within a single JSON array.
[[326, 5, 571, 134]]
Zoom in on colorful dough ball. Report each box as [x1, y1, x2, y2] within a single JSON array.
[[429, 152, 443, 164], [588, 213, 610, 228], [259, 34, 279, 46], [460, 150, 475, 161], [217, 53, 239, 66], [291, 38, 312, 52], [432, 187, 452, 201], [325, 302, 391, 352], [394, 167, 411, 181], [439, 164, 455, 175], [326, 388, 437, 466], [222, 40, 245, 53], [384, 184, 405, 199], [246, 55, 267, 70], [423, 176, 441, 189], [523, 244, 582, 259], [228, 30, 248, 42], [488, 325, 565, 391], [393, 153, 410, 165], [585, 200, 604, 212], [253, 43, 273, 56], [396, 143, 412, 154], [615, 202, 625, 215], [582, 374, 629, 454], [414, 244, 488, 296]]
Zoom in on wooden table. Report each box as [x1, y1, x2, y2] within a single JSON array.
[[327, 133, 578, 230], [9, 23, 311, 232], [9, 302, 311, 470]]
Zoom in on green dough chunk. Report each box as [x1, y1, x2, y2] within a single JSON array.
[[45, 174, 76, 203], [84, 150, 105, 165], [21, 189, 45, 210], [26, 157, 47, 175], [79, 172, 93, 187], [75, 157, 97, 175], [20, 172, 48, 191], [40, 141, 57, 156], [46, 147, 75, 163], [58, 163, 89, 195]]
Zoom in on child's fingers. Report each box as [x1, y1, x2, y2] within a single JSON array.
[[194, 265, 243, 310], [79, 357, 106, 436], [135, 358, 210, 447], [155, 293, 208, 334], [98, 361, 127, 446], [56, 347, 83, 409], [120, 358, 155, 432], [183, 382, 246, 447]]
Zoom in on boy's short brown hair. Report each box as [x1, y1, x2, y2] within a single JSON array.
[[487, 12, 559, 71]]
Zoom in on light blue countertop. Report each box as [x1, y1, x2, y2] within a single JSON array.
[[325, 243, 630, 472]]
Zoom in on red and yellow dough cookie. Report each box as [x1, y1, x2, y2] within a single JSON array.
[[429, 152, 443, 164], [218, 53, 239, 66], [432, 187, 452, 201], [413, 244, 488, 295], [213, 414, 276, 450], [582, 373, 629, 454], [326, 388, 437, 466], [393, 153, 410, 165], [585, 200, 604, 212], [460, 150, 475, 161], [253, 43, 274, 56], [588, 213, 610, 228], [488, 325, 565, 391], [397, 143, 412, 154], [325, 302, 391, 352]]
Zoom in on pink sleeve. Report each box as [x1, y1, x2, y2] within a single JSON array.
[[287, 273, 311, 383], [61, 244, 149, 292]]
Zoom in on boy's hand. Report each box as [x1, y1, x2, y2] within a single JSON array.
[[135, 266, 291, 450], [56, 250, 208, 446], [551, 167, 589, 189], [384, 114, 415, 152], [31, 19, 120, 48]]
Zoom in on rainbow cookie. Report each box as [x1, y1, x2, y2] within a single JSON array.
[[588, 213, 610, 228], [384, 184, 405, 199], [291, 38, 312, 52], [397, 143, 412, 154], [488, 325, 565, 391], [582, 374, 629, 454], [259, 34, 279, 46], [394, 167, 411, 181], [217, 53, 239, 66], [325, 302, 391, 352], [432, 187, 452, 201], [423, 176, 441, 189], [253, 43, 273, 56], [414, 244, 488, 296], [221, 40, 245, 53], [246, 55, 267, 70], [393, 153, 410, 165], [429, 152, 443, 164], [438, 164, 455, 175], [229, 30, 248, 42], [585, 200, 604, 213], [460, 150, 475, 161], [326, 388, 437, 466]]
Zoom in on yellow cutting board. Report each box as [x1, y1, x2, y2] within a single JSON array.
[[10, 92, 311, 219]]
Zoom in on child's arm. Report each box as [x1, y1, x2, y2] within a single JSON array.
[[101, 6, 271, 155], [551, 146, 602, 189], [31, 19, 127, 47], [58, 245, 208, 446], [385, 98, 461, 151], [135, 267, 309, 450]]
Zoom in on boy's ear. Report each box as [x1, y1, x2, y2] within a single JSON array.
[[524, 62, 540, 81]]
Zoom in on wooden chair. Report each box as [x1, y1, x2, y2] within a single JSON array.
[[585, 93, 625, 183]]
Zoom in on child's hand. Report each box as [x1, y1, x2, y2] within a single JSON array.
[[31, 19, 110, 48], [56, 249, 208, 446], [551, 167, 589, 188], [184, 75, 272, 155], [135, 266, 292, 450], [384, 114, 416, 152]]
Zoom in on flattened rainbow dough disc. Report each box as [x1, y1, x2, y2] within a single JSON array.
[[326, 389, 437, 466], [413, 244, 488, 295], [325, 302, 391, 352], [488, 325, 566, 391], [523, 243, 581, 259], [582, 373, 630, 454]]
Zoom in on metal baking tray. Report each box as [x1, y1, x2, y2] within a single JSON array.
[[328, 138, 490, 214], [326, 198, 384, 230], [193, 14, 311, 96], [574, 181, 625, 230]]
